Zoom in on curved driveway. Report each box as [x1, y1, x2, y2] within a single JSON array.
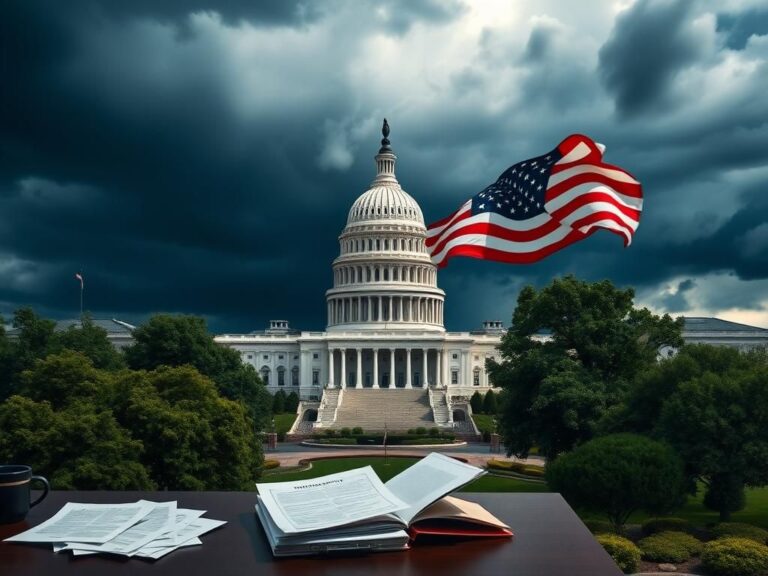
[[265, 441, 546, 469]]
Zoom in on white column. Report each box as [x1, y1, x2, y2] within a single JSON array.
[[436, 350, 442, 386], [378, 297, 382, 322], [442, 348, 449, 387], [399, 297, 403, 321], [367, 296, 372, 321], [340, 348, 347, 388], [389, 348, 395, 388], [422, 349, 428, 387], [355, 347, 362, 389], [328, 348, 335, 388], [462, 350, 470, 387], [373, 348, 379, 389], [406, 348, 412, 389]]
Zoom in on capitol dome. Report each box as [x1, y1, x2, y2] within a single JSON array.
[[326, 119, 445, 332]]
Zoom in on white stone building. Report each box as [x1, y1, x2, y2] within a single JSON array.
[[214, 122, 505, 411]]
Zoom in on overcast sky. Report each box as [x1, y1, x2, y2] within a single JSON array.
[[2, 0, 768, 333]]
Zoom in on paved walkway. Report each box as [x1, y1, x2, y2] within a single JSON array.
[[264, 442, 545, 468]]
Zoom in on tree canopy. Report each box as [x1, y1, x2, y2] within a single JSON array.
[[489, 276, 683, 460], [125, 314, 272, 427], [618, 344, 768, 520]]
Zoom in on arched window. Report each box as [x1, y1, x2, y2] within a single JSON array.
[[384, 268, 389, 281], [473, 367, 481, 386], [292, 366, 299, 386], [260, 366, 270, 386], [277, 366, 286, 386], [375, 267, 380, 281]]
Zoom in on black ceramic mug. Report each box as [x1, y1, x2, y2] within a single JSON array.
[[0, 465, 49, 524]]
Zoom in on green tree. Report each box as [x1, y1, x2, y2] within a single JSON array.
[[285, 391, 300, 413], [50, 315, 126, 371], [0, 308, 56, 400], [125, 314, 271, 426], [470, 391, 483, 414], [112, 366, 263, 490], [272, 389, 286, 414], [489, 276, 683, 460], [647, 346, 768, 521], [0, 350, 154, 493], [482, 390, 498, 415], [546, 434, 685, 532]]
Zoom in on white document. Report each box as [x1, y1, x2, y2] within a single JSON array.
[[4, 502, 154, 543], [135, 517, 226, 552], [150, 508, 206, 546], [61, 501, 177, 555], [256, 466, 408, 534], [385, 452, 485, 524], [135, 537, 203, 560]]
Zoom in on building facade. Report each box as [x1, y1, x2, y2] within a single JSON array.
[[214, 122, 505, 402]]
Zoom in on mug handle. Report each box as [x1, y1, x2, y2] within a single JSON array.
[[29, 475, 50, 508]]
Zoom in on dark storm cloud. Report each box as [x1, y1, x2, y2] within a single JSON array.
[[598, 0, 703, 117], [377, 0, 466, 35], [659, 279, 696, 312], [717, 8, 768, 50]]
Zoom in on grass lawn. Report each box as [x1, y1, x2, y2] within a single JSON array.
[[261, 456, 768, 528], [472, 414, 496, 434], [260, 456, 547, 493], [273, 413, 297, 435]]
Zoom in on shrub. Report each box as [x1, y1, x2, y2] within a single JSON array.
[[415, 427, 427, 435], [407, 429, 415, 435], [272, 389, 286, 414], [546, 434, 685, 532], [263, 459, 280, 470], [284, 391, 299, 413], [596, 534, 640, 573], [486, 459, 545, 477], [470, 391, 483, 414], [352, 427, 363, 435], [584, 519, 617, 534], [642, 517, 692, 535], [712, 523, 768, 544], [340, 427, 351, 437], [701, 537, 768, 576], [483, 390, 498, 414], [638, 531, 702, 562], [429, 427, 440, 436], [323, 429, 336, 437]]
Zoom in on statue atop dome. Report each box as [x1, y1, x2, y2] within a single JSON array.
[[379, 118, 392, 153]]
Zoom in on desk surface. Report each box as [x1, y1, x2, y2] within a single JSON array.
[[0, 491, 621, 576]]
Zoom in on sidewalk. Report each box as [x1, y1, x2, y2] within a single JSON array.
[[264, 442, 545, 468]]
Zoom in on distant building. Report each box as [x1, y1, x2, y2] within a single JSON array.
[[6, 318, 136, 350]]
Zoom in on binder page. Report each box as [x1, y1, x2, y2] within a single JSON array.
[[385, 452, 486, 525], [256, 466, 407, 534]]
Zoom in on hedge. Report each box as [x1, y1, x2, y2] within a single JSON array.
[[637, 531, 702, 563], [712, 523, 768, 545], [486, 459, 546, 477], [584, 519, 617, 535], [309, 433, 456, 445], [263, 459, 280, 470], [701, 537, 768, 576], [641, 517, 692, 535], [596, 534, 641, 574]]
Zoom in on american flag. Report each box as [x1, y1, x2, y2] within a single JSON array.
[[426, 134, 642, 267]]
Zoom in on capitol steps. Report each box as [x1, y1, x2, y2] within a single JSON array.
[[430, 389, 449, 425], [316, 388, 341, 426], [329, 389, 434, 432]]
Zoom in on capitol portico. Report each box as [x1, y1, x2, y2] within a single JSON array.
[[214, 121, 503, 432]]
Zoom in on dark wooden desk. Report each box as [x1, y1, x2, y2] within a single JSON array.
[[0, 491, 621, 576]]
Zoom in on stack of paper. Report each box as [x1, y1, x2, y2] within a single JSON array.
[[3, 500, 226, 560]]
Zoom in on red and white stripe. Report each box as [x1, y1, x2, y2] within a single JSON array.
[[426, 134, 642, 268]]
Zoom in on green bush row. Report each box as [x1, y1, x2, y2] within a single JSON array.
[[641, 517, 692, 535], [712, 523, 768, 544], [486, 459, 545, 477], [637, 531, 702, 563], [701, 537, 768, 576], [596, 534, 640, 574]]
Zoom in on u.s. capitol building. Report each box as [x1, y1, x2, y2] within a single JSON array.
[[214, 123, 503, 431]]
